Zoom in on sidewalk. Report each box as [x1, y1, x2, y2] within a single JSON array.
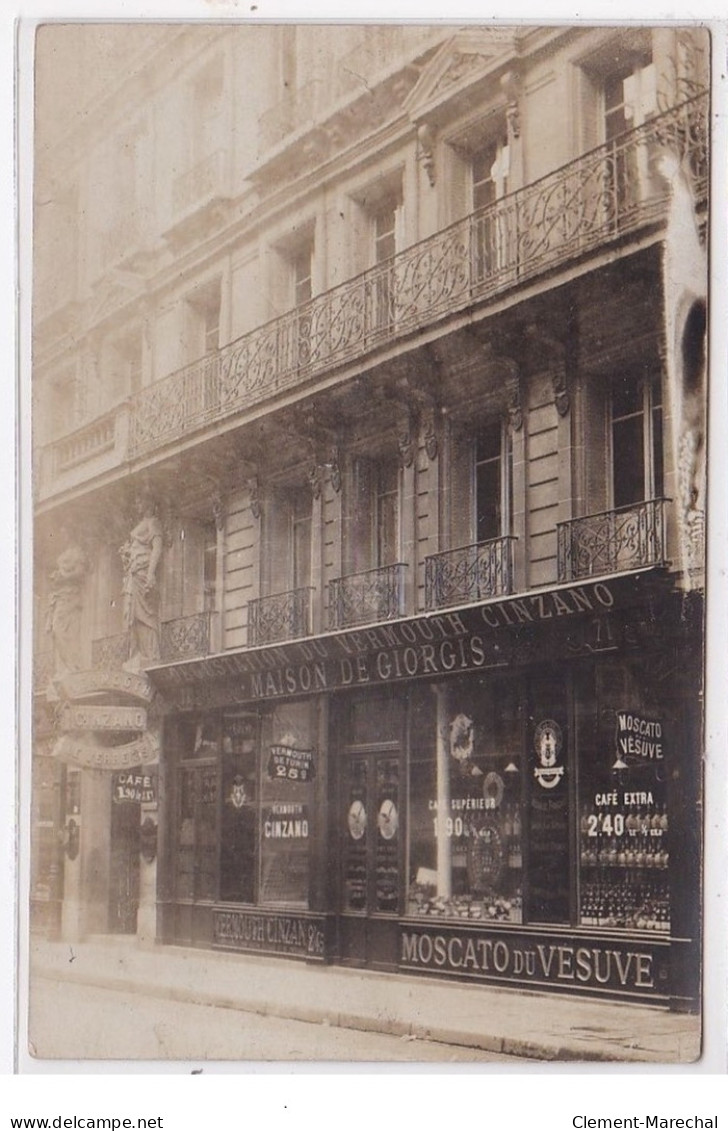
[[29, 936, 701, 1064]]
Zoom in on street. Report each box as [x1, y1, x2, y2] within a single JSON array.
[[27, 976, 527, 1065]]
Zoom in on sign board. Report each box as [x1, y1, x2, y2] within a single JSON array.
[[399, 923, 669, 1001], [113, 770, 157, 804], [213, 907, 327, 960], [615, 711, 664, 763], [51, 731, 160, 768], [151, 577, 658, 708], [267, 745, 316, 782], [61, 704, 147, 732]]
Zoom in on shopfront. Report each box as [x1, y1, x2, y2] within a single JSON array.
[[150, 572, 702, 1010]]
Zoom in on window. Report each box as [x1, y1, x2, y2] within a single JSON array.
[[374, 459, 400, 568], [173, 704, 316, 911], [470, 133, 510, 281], [291, 243, 313, 308], [107, 331, 143, 403], [603, 55, 656, 141], [407, 679, 523, 923], [202, 521, 218, 614], [611, 375, 663, 508], [185, 278, 221, 360], [471, 135, 510, 210], [475, 421, 509, 543], [372, 199, 402, 329], [291, 488, 312, 591]]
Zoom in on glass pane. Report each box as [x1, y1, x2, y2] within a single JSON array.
[[475, 424, 502, 543], [219, 715, 258, 903], [578, 665, 670, 933], [407, 680, 523, 923], [375, 756, 400, 913], [613, 415, 645, 507], [343, 758, 368, 912], [259, 706, 314, 907]]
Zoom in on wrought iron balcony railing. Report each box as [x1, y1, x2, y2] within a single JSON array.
[[128, 94, 707, 461], [328, 563, 406, 630], [425, 537, 516, 611], [557, 498, 668, 582], [160, 612, 212, 662], [248, 587, 313, 646], [92, 614, 212, 668]]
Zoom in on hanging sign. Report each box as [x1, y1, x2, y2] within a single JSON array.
[[60, 704, 147, 732], [51, 730, 160, 769], [58, 669, 153, 702], [112, 770, 157, 804], [267, 744, 316, 782]]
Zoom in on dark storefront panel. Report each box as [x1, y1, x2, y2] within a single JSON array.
[[155, 582, 701, 1007]]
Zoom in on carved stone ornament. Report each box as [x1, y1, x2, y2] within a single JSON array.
[[247, 477, 262, 520], [396, 410, 415, 469], [417, 122, 437, 187], [552, 370, 571, 418], [327, 446, 342, 494], [500, 70, 521, 139], [307, 457, 322, 501], [423, 405, 439, 462], [506, 376, 524, 432], [211, 492, 225, 533]]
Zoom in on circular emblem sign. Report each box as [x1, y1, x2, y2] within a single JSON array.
[[377, 799, 398, 840], [533, 719, 565, 789], [347, 799, 367, 840]]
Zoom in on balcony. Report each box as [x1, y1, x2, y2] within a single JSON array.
[[54, 412, 117, 473], [425, 537, 516, 611], [37, 405, 131, 503], [129, 94, 707, 461], [248, 587, 313, 647], [92, 614, 213, 669], [328, 564, 406, 630], [557, 499, 667, 583], [160, 612, 212, 663]]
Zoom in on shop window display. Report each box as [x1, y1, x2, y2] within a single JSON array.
[[577, 664, 670, 933], [175, 715, 219, 902], [407, 680, 523, 923], [174, 704, 315, 909]]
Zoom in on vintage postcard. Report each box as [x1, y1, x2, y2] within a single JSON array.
[[24, 19, 712, 1067]]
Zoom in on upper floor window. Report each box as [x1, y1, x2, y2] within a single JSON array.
[[348, 455, 401, 573], [107, 330, 143, 403], [185, 278, 221, 360], [449, 416, 512, 551], [471, 134, 510, 210], [291, 241, 314, 308], [263, 484, 313, 596], [611, 375, 663, 508], [373, 203, 398, 264], [370, 195, 403, 329], [603, 55, 657, 141], [373, 459, 400, 568]]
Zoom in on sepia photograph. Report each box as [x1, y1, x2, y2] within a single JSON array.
[[24, 18, 712, 1068]]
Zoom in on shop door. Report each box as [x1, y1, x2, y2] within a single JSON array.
[[109, 799, 140, 934], [339, 745, 402, 968]]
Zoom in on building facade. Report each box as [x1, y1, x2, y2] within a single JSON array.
[[31, 23, 708, 1011]]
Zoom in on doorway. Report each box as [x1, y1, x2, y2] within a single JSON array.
[[338, 743, 403, 968]]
